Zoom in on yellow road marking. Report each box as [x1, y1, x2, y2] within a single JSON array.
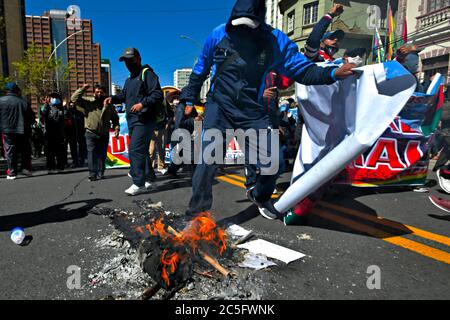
[[313, 208, 450, 265], [319, 201, 450, 248], [218, 173, 450, 264]]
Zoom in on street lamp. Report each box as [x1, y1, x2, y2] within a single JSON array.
[[47, 29, 86, 93], [48, 29, 86, 62], [180, 35, 203, 49]]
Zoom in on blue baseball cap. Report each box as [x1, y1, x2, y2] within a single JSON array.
[[4, 82, 20, 92], [321, 30, 345, 42]]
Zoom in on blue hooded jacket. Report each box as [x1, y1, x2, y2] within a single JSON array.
[[180, 0, 338, 128]]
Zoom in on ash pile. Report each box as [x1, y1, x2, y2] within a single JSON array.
[[88, 200, 266, 300]]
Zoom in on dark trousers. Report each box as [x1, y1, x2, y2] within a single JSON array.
[[434, 134, 450, 172], [129, 124, 156, 187], [188, 125, 281, 215], [2, 133, 32, 176], [67, 131, 87, 166], [46, 135, 66, 171], [86, 131, 109, 177]]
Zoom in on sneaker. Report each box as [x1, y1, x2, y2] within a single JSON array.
[[22, 169, 33, 177], [437, 170, 450, 194], [89, 176, 97, 182], [6, 176, 17, 180], [284, 197, 316, 226], [145, 181, 152, 189], [247, 189, 282, 220], [429, 195, 450, 213], [128, 173, 132, 178], [158, 169, 168, 175], [124, 184, 147, 196]]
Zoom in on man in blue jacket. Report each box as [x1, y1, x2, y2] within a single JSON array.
[[105, 48, 164, 196], [178, 0, 355, 219]]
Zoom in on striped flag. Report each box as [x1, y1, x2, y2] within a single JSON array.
[[402, 15, 408, 44], [374, 27, 385, 63], [386, 2, 397, 61]]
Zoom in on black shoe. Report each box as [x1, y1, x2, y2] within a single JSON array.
[[89, 176, 97, 182], [247, 189, 282, 220], [185, 210, 202, 218]]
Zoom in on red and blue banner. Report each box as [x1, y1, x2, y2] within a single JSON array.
[[337, 75, 445, 187]]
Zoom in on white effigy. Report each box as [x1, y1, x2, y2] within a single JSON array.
[[274, 61, 417, 214]]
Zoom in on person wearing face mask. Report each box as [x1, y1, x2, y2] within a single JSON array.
[[304, 4, 345, 63], [178, 0, 355, 219], [41, 92, 66, 174], [71, 84, 120, 181], [104, 48, 164, 195]]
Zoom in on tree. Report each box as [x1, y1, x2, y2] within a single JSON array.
[[0, 74, 11, 96], [12, 43, 72, 105]]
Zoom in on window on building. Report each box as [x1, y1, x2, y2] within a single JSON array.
[[303, 1, 319, 25], [287, 10, 295, 33], [428, 0, 450, 12]]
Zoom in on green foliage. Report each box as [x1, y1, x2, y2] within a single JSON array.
[[12, 43, 72, 103], [0, 74, 11, 96]]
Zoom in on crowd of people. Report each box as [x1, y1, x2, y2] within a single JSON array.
[[1, 0, 449, 220]]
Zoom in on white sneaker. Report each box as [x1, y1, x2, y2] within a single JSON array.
[[128, 173, 132, 178], [437, 170, 450, 194], [6, 176, 17, 180], [22, 169, 33, 177], [124, 184, 147, 196], [158, 169, 168, 175], [145, 182, 152, 189]]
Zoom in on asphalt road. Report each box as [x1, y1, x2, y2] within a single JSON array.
[[0, 160, 449, 300]]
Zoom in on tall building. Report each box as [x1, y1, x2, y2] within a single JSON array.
[[174, 68, 210, 102], [174, 68, 192, 90], [66, 19, 101, 97], [399, 0, 450, 84], [101, 59, 112, 95], [266, 0, 283, 30], [0, 0, 27, 77], [278, 0, 395, 58], [25, 9, 102, 103]]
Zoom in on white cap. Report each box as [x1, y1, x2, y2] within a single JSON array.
[[231, 17, 260, 29]]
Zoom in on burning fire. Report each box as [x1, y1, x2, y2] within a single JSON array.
[[143, 212, 227, 287]]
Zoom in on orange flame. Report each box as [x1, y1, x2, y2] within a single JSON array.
[[160, 249, 180, 287], [146, 212, 228, 287]]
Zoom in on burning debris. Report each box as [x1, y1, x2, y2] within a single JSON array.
[[86, 200, 301, 300]]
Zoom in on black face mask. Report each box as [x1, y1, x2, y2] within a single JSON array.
[[126, 61, 140, 74], [232, 25, 262, 39], [324, 45, 339, 57]]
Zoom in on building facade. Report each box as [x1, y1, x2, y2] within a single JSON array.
[[266, 0, 283, 30], [173, 68, 192, 90], [0, 0, 27, 77], [101, 58, 112, 96], [25, 9, 102, 103], [400, 0, 450, 84], [173, 68, 210, 102], [278, 0, 394, 59]]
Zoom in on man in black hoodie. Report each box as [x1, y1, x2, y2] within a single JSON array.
[[178, 0, 354, 219], [0, 82, 35, 179], [105, 48, 164, 196]]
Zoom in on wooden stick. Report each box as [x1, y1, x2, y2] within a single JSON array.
[[167, 226, 230, 278], [141, 284, 162, 300]]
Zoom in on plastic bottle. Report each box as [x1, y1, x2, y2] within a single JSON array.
[[11, 228, 26, 245]]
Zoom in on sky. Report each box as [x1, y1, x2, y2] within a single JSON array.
[[25, 0, 237, 87]]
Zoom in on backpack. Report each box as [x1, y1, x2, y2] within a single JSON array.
[[140, 68, 166, 124]]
